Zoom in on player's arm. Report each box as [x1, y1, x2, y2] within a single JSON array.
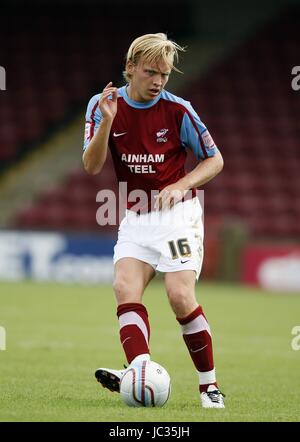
[[155, 106, 223, 210], [155, 151, 223, 211], [179, 149, 224, 189], [82, 82, 117, 175], [178, 105, 224, 188]]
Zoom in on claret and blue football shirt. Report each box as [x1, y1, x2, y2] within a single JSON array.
[[84, 85, 218, 210]]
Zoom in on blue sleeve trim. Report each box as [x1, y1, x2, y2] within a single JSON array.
[[83, 94, 102, 150], [180, 112, 217, 159], [161, 90, 217, 160]]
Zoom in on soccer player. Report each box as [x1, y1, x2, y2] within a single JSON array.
[[83, 33, 225, 408]]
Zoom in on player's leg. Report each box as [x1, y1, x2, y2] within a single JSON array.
[[114, 257, 155, 364], [95, 257, 155, 392], [113, 257, 155, 305], [164, 270, 225, 408]]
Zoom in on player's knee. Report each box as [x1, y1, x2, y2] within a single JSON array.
[[113, 276, 142, 304], [166, 285, 196, 317], [113, 276, 129, 297]]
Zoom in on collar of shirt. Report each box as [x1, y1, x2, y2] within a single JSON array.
[[119, 85, 162, 109]]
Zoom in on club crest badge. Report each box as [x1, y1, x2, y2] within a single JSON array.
[[156, 128, 168, 143]]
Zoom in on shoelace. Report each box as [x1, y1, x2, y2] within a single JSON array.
[[207, 389, 226, 403]]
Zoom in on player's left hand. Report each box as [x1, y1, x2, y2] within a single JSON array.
[[154, 183, 189, 211]]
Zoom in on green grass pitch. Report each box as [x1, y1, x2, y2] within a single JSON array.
[[0, 280, 299, 422]]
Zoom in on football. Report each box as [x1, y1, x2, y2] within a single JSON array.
[[120, 360, 171, 407]]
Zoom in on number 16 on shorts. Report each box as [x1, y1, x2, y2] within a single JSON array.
[[168, 238, 191, 259]]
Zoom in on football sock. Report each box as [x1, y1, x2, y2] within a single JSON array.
[[117, 302, 150, 364], [177, 305, 218, 393], [130, 353, 151, 365]]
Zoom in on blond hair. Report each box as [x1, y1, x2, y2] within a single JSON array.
[[123, 33, 186, 82]]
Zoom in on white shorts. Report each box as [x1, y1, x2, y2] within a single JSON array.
[[113, 198, 204, 279]]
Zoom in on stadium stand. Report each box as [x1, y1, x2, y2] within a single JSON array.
[[0, 0, 194, 170], [187, 7, 300, 238], [5, 4, 300, 240]]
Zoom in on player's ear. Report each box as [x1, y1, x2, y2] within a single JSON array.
[[126, 61, 135, 76]]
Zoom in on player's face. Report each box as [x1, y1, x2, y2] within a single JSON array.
[[127, 58, 171, 102]]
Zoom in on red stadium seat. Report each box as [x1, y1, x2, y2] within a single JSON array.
[[7, 6, 300, 239]]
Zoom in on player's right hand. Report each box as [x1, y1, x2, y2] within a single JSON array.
[[99, 82, 118, 120]]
